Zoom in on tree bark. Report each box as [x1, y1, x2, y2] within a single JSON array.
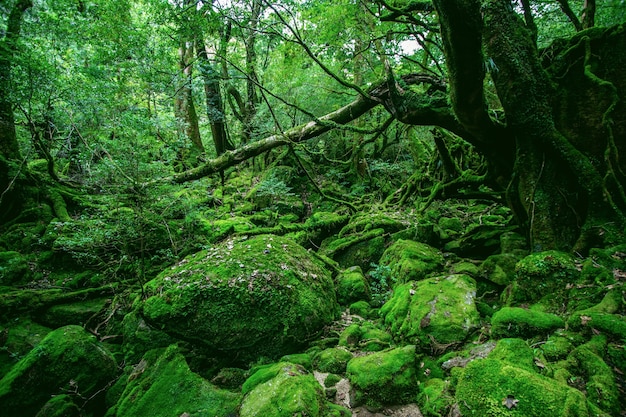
[[175, 39, 204, 152]]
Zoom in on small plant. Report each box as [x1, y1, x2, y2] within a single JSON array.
[[368, 262, 395, 307]]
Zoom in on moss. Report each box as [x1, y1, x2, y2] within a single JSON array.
[[210, 367, 248, 390], [324, 373, 342, 387], [121, 311, 176, 363], [511, 251, 579, 303], [324, 231, 387, 270], [500, 231, 528, 255], [338, 322, 392, 352], [348, 300, 375, 318], [0, 325, 117, 417], [335, 266, 371, 305], [491, 307, 565, 338], [347, 345, 418, 408], [450, 261, 479, 276], [479, 254, 520, 286], [313, 348, 353, 374], [417, 378, 453, 417], [34, 394, 80, 417], [114, 345, 240, 417], [142, 234, 338, 365], [240, 362, 350, 417], [488, 338, 537, 373], [541, 334, 575, 361], [567, 290, 626, 340], [279, 353, 312, 371], [381, 274, 480, 352], [0, 251, 30, 286], [0, 318, 51, 377], [39, 298, 108, 328], [379, 239, 444, 285], [455, 357, 593, 417]]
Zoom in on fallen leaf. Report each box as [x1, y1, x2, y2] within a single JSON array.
[[580, 315, 592, 326], [502, 395, 519, 409]]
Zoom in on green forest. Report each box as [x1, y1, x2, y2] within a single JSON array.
[[0, 0, 625, 415]]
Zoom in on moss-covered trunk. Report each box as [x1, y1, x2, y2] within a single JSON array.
[[433, 0, 625, 252]]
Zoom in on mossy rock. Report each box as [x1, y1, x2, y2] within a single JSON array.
[[121, 311, 176, 363], [313, 347, 353, 374], [381, 274, 480, 352], [455, 356, 599, 417], [142, 234, 338, 364], [346, 345, 418, 408], [335, 266, 371, 305], [240, 362, 350, 417], [0, 251, 30, 286], [191, 213, 255, 243], [379, 239, 444, 285], [39, 298, 108, 328], [348, 300, 376, 319], [34, 394, 80, 417], [338, 322, 392, 352], [491, 307, 565, 338], [279, 353, 313, 371], [113, 345, 240, 417], [511, 251, 579, 302], [0, 318, 52, 377], [567, 290, 626, 340], [0, 325, 117, 417], [450, 261, 479, 276], [565, 336, 620, 415], [417, 378, 453, 417], [326, 233, 387, 270], [479, 253, 520, 286]]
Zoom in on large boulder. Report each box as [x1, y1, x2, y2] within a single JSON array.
[[0, 325, 117, 417], [110, 345, 240, 417], [381, 274, 480, 353], [142, 234, 338, 364]]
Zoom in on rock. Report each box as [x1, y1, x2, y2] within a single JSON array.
[[240, 362, 350, 417], [491, 307, 565, 338], [511, 251, 579, 302], [0, 318, 51, 377], [112, 345, 240, 417], [313, 347, 353, 374], [142, 234, 338, 364], [455, 338, 602, 417], [479, 253, 520, 286], [35, 395, 80, 417], [567, 290, 626, 340], [0, 251, 30, 285], [338, 322, 392, 352], [39, 298, 108, 328], [121, 311, 176, 363], [0, 325, 117, 417], [336, 266, 371, 305], [381, 274, 480, 353], [348, 300, 376, 319], [347, 345, 418, 408], [379, 240, 444, 285], [500, 231, 528, 255]]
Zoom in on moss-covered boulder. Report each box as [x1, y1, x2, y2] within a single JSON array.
[[39, 298, 108, 328], [491, 307, 565, 338], [312, 347, 353, 374], [0, 318, 51, 377], [112, 345, 240, 417], [335, 266, 371, 305], [381, 274, 480, 352], [240, 362, 350, 417], [346, 345, 418, 408], [142, 234, 338, 364], [379, 239, 444, 285], [511, 251, 579, 302], [338, 322, 392, 352], [0, 325, 117, 417], [455, 338, 607, 416], [121, 311, 176, 363], [35, 395, 81, 417], [479, 253, 520, 286]]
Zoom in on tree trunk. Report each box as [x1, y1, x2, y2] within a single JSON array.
[[175, 40, 204, 153]]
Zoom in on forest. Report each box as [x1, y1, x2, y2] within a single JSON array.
[[0, 0, 625, 416]]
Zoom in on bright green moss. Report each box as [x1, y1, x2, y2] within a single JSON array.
[[488, 338, 536, 372], [34, 394, 80, 417], [335, 266, 371, 305], [142, 234, 338, 364], [479, 254, 520, 286], [379, 239, 444, 285], [313, 347, 353, 374], [381, 275, 480, 352], [346, 345, 418, 408], [417, 378, 453, 417], [450, 261, 479, 276], [0, 318, 51, 377], [348, 300, 375, 318], [114, 345, 240, 417], [512, 251, 579, 303], [239, 362, 350, 417], [567, 291, 626, 340], [491, 307, 565, 338], [456, 358, 593, 417], [279, 353, 313, 371], [0, 325, 117, 417]]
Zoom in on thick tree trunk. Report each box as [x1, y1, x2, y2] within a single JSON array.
[[175, 40, 204, 153]]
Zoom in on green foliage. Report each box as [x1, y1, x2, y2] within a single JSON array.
[[368, 262, 394, 307]]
